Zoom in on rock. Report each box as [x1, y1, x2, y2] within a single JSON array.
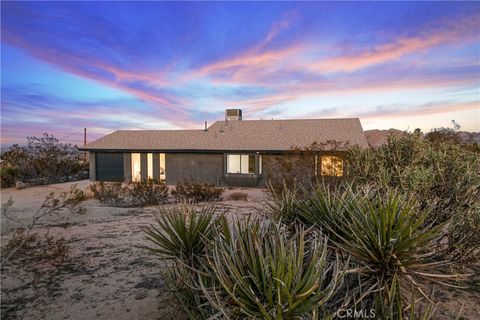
[[134, 277, 165, 290], [15, 181, 27, 190], [135, 291, 148, 300]]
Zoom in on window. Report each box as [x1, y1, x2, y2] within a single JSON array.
[[147, 153, 153, 180], [131, 153, 141, 182], [227, 154, 255, 174], [258, 155, 262, 175], [320, 156, 343, 177], [159, 153, 166, 180]]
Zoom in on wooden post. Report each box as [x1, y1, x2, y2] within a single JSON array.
[[83, 128, 87, 162]]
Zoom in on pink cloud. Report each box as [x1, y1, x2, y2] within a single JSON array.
[[363, 100, 479, 119], [310, 15, 479, 74], [214, 68, 478, 116], [193, 12, 479, 85], [2, 33, 191, 121], [190, 11, 306, 83]]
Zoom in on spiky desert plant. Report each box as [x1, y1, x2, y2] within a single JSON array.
[[162, 261, 218, 320], [295, 186, 464, 318], [264, 181, 303, 225], [201, 218, 345, 319], [141, 204, 219, 267], [141, 204, 223, 318]]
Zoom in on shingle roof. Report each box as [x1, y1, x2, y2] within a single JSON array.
[[81, 118, 368, 152]]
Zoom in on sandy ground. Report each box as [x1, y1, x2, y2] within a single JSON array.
[[1, 181, 479, 319], [0, 181, 266, 320]]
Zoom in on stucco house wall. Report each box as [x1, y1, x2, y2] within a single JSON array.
[[165, 153, 224, 185]]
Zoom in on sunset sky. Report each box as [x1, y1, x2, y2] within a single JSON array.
[[1, 1, 479, 147]]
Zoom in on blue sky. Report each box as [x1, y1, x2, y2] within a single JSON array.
[[1, 1, 479, 146]]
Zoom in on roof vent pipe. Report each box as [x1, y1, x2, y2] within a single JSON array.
[[204, 121, 208, 132]]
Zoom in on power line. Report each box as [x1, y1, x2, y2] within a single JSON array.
[[57, 132, 79, 141], [88, 132, 104, 138]]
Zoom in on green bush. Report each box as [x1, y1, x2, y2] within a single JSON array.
[[171, 179, 224, 202], [89, 179, 168, 207], [0, 166, 17, 188], [347, 133, 480, 262]]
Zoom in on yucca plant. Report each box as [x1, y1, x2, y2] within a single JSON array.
[[141, 204, 220, 267], [294, 186, 464, 318], [140, 204, 223, 318], [264, 182, 303, 225], [201, 218, 345, 319], [162, 261, 218, 319]]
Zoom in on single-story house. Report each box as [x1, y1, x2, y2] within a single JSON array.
[[79, 109, 368, 187]]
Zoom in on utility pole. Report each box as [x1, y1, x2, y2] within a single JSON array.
[[83, 128, 87, 162]]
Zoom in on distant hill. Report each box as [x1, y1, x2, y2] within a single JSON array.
[[364, 129, 480, 148], [455, 131, 480, 143], [364, 129, 405, 148]]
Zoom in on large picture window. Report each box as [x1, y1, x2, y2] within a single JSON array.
[[320, 156, 343, 177], [227, 154, 255, 174]]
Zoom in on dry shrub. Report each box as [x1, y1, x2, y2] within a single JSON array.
[[1, 187, 86, 318], [1, 185, 86, 268], [89, 181, 123, 205], [1, 228, 73, 318], [171, 179, 224, 202], [1, 133, 87, 185], [3, 229, 71, 276], [89, 179, 169, 207]]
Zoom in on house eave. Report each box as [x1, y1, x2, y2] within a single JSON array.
[[78, 148, 352, 155]]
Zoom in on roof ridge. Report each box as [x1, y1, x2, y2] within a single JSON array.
[[213, 118, 360, 122], [116, 129, 204, 132]]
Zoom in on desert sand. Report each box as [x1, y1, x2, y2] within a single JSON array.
[[1, 181, 478, 319], [0, 181, 265, 319]]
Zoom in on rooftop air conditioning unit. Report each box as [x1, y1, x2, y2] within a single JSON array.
[[225, 109, 242, 121]]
